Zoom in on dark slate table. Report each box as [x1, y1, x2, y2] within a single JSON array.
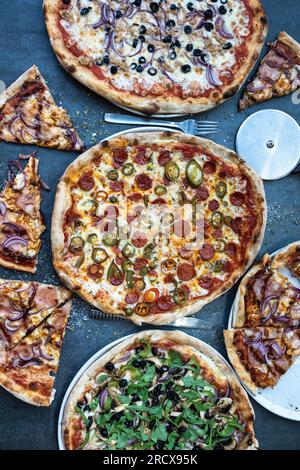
[[0, 0, 299, 450]]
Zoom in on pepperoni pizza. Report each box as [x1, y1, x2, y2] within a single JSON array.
[[52, 132, 266, 325], [44, 0, 268, 114]]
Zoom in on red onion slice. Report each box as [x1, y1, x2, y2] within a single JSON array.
[[269, 341, 285, 357], [3, 236, 28, 250], [206, 65, 223, 87], [19, 348, 34, 362], [19, 112, 39, 130], [4, 319, 21, 333], [99, 387, 108, 409], [0, 201, 6, 216], [247, 82, 265, 94], [8, 311, 24, 321], [215, 16, 234, 39], [118, 350, 131, 362]]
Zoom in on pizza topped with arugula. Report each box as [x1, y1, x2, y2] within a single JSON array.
[[44, 0, 268, 114]]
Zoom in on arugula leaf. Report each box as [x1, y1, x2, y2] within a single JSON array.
[[143, 364, 156, 383], [168, 349, 183, 368], [166, 432, 178, 450], [149, 406, 163, 419], [89, 397, 99, 411], [97, 373, 108, 384], [75, 406, 89, 427], [152, 422, 167, 443]]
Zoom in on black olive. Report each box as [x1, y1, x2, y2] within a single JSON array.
[[166, 19, 176, 28], [124, 419, 133, 428], [119, 378, 128, 388], [110, 65, 118, 75], [148, 44, 155, 53], [166, 390, 179, 401], [204, 9, 213, 20], [136, 65, 144, 73], [154, 384, 163, 394], [184, 25, 192, 34], [204, 410, 211, 419], [131, 63, 137, 70], [151, 347, 158, 356], [221, 404, 231, 413], [219, 6, 227, 14], [139, 35, 146, 42], [62, 0, 70, 4], [193, 48, 202, 57], [223, 42, 232, 50], [148, 67, 157, 76], [100, 427, 108, 438], [116, 10, 123, 19], [163, 35, 172, 43], [86, 416, 93, 430], [105, 26, 111, 33], [166, 381, 174, 389], [152, 397, 160, 406], [76, 400, 85, 408], [221, 437, 232, 446], [186, 43, 193, 52], [178, 425, 187, 434], [132, 38, 139, 48], [138, 56, 146, 64], [157, 365, 169, 375], [187, 2, 194, 11], [80, 7, 91, 16], [221, 0, 228, 3], [103, 55, 110, 65], [132, 359, 141, 367], [170, 4, 177, 11], [166, 423, 174, 433], [169, 51, 177, 60], [113, 411, 124, 421], [133, 0, 141, 6], [105, 362, 114, 372], [155, 440, 165, 449], [150, 2, 159, 13], [201, 52, 209, 63], [83, 404, 90, 412], [174, 39, 181, 48], [131, 393, 139, 402], [139, 25, 147, 34], [181, 64, 191, 73], [205, 22, 214, 31]]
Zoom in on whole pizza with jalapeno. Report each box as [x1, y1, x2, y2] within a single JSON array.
[[52, 132, 266, 325], [43, 0, 268, 114]]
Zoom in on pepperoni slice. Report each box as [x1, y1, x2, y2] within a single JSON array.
[[195, 185, 209, 202], [231, 217, 243, 234], [164, 273, 176, 284], [134, 147, 149, 165], [79, 174, 94, 191], [203, 161, 216, 174], [157, 295, 175, 311], [213, 228, 223, 239], [113, 148, 128, 164], [152, 198, 167, 205], [173, 219, 191, 238], [109, 181, 124, 192], [179, 246, 194, 259], [198, 275, 213, 290], [125, 292, 139, 304], [158, 150, 171, 166], [180, 144, 197, 159], [199, 243, 215, 261], [177, 263, 195, 281], [128, 192, 143, 202], [230, 192, 245, 206], [133, 257, 148, 271], [110, 274, 125, 286], [131, 231, 148, 248], [226, 242, 237, 258], [135, 174, 152, 190], [208, 199, 220, 211]]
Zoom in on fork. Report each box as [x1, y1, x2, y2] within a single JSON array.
[[89, 310, 214, 330], [104, 113, 219, 136]]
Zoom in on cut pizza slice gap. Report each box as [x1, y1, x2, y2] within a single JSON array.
[[0, 65, 84, 151], [224, 327, 300, 394], [0, 279, 71, 354], [239, 32, 300, 110], [0, 300, 72, 406], [0, 156, 46, 273]]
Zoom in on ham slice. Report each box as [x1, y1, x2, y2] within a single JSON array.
[[258, 63, 282, 83], [264, 274, 284, 298], [33, 285, 62, 311], [264, 50, 287, 69]]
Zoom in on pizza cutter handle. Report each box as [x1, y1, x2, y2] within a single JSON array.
[[104, 113, 179, 129]]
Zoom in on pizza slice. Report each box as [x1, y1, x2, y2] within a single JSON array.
[[0, 300, 72, 406], [0, 155, 46, 273], [0, 65, 84, 151], [239, 32, 300, 110], [224, 327, 300, 394], [272, 241, 300, 281], [0, 279, 71, 354]]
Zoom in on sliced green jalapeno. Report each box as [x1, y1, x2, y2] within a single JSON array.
[[92, 248, 108, 264], [125, 270, 134, 288], [102, 233, 117, 246], [143, 243, 155, 259], [186, 159, 203, 187], [69, 236, 85, 253], [173, 287, 188, 305], [224, 215, 232, 226], [154, 185, 167, 196], [165, 161, 180, 181], [122, 259, 133, 272], [122, 243, 136, 258], [211, 211, 224, 228], [215, 182, 227, 198], [107, 169, 118, 180], [87, 233, 98, 245], [122, 163, 134, 176]]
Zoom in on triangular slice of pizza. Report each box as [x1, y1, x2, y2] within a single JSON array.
[[0, 300, 72, 406], [239, 32, 300, 110], [224, 327, 300, 394], [0, 65, 84, 151], [0, 155, 46, 273], [0, 279, 71, 353]]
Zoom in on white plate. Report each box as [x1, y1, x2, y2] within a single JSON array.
[[112, 101, 188, 119], [57, 332, 238, 450], [57, 334, 134, 450], [101, 125, 181, 142], [228, 245, 300, 421]]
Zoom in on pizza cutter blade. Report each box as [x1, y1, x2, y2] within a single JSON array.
[[236, 109, 300, 180]]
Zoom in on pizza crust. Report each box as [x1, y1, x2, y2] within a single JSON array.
[[277, 32, 300, 59], [43, 0, 268, 115], [63, 330, 258, 450], [52, 131, 267, 325]]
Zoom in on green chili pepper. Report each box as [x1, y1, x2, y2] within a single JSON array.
[[186, 159, 203, 187], [143, 243, 155, 259], [213, 260, 224, 272], [75, 253, 85, 269], [154, 185, 167, 196], [122, 259, 133, 272], [87, 233, 98, 245], [75, 406, 89, 427], [224, 215, 232, 226], [143, 195, 149, 207], [108, 169, 119, 180], [124, 307, 134, 317], [122, 243, 136, 258], [102, 233, 117, 246], [69, 236, 85, 253], [139, 266, 149, 277], [215, 182, 227, 198], [92, 248, 108, 264], [215, 239, 226, 253], [122, 163, 134, 176], [173, 287, 188, 305], [211, 211, 224, 228], [109, 196, 118, 203], [107, 261, 122, 281], [165, 161, 180, 181], [126, 270, 134, 288]]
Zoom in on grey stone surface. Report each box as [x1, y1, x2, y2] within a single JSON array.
[[0, 0, 299, 450]]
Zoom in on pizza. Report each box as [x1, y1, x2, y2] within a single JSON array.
[[43, 0, 268, 115], [0, 155, 46, 273], [231, 242, 300, 328], [51, 132, 266, 325], [0, 300, 72, 406], [0, 65, 83, 150], [239, 32, 300, 110], [224, 327, 300, 394], [0, 278, 71, 354], [62, 330, 258, 450]]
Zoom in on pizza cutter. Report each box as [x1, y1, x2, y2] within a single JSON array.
[[236, 110, 300, 180]]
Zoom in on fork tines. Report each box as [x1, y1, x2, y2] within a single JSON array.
[[89, 309, 127, 321]]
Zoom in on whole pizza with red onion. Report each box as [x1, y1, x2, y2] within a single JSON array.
[[52, 132, 266, 325], [44, 0, 268, 114]]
